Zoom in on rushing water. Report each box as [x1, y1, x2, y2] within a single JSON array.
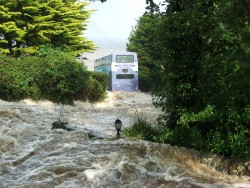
[[0, 92, 249, 188]]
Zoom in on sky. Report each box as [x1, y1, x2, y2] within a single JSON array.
[[81, 0, 158, 70], [84, 0, 149, 49]]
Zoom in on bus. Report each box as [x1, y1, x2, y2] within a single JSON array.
[[94, 52, 139, 92]]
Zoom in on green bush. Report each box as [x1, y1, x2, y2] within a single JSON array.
[[138, 66, 151, 92], [37, 47, 90, 105], [172, 126, 204, 150], [227, 126, 250, 159], [0, 46, 107, 104], [124, 112, 156, 141], [89, 71, 108, 91], [85, 76, 106, 103], [207, 126, 250, 159], [0, 54, 42, 101]]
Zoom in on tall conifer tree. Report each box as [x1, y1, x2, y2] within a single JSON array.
[[0, 0, 95, 55]]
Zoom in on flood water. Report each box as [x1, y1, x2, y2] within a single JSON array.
[[0, 92, 249, 188]]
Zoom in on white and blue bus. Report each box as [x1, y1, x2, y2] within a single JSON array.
[[94, 52, 139, 91]]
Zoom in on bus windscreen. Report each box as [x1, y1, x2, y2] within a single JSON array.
[[116, 55, 134, 63]]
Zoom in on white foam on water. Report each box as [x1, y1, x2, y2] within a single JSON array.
[[83, 169, 106, 181], [0, 92, 249, 187]]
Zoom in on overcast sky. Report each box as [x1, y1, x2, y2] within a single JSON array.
[[84, 0, 149, 49]]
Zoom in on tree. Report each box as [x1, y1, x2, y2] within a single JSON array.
[[151, 0, 250, 158], [0, 0, 95, 55], [127, 13, 162, 91]]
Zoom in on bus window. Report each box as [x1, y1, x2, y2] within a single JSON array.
[[116, 74, 135, 79], [108, 55, 112, 64]]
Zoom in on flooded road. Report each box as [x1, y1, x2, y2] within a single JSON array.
[[0, 92, 249, 188]]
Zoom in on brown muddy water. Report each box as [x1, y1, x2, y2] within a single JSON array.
[[0, 92, 249, 188]]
